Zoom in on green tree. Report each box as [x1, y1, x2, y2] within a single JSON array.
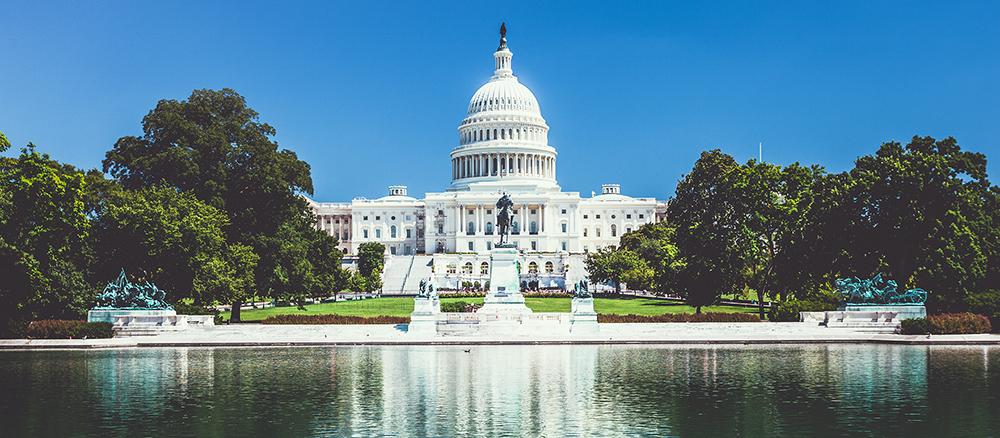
[[583, 245, 649, 294], [102, 89, 343, 314], [668, 150, 754, 313], [0, 145, 92, 337], [89, 185, 258, 307], [356, 241, 385, 293], [619, 222, 682, 294]]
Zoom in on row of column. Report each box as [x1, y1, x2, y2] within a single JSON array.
[[317, 215, 351, 242], [450, 203, 552, 236], [452, 153, 555, 180]]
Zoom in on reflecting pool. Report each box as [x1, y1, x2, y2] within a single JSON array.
[[1, 344, 998, 437]]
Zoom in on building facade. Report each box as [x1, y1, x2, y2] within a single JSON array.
[[309, 29, 668, 291]]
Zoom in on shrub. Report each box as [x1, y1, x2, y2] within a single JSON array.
[[72, 322, 114, 339], [597, 313, 762, 323], [439, 292, 486, 298], [899, 313, 991, 334], [769, 300, 839, 322], [26, 320, 115, 339], [261, 314, 410, 325], [523, 292, 573, 298], [441, 301, 468, 313], [899, 318, 929, 335]]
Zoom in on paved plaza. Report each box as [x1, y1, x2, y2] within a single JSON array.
[[3, 322, 1000, 349]]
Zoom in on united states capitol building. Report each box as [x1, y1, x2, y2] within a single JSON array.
[[308, 28, 667, 292]]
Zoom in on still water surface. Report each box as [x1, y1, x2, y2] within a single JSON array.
[[1, 344, 998, 437]]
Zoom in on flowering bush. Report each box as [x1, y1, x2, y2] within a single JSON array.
[[899, 313, 991, 334], [523, 292, 574, 298], [261, 314, 410, 325], [26, 320, 114, 339], [597, 313, 761, 323]]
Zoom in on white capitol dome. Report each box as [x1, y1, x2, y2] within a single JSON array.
[[450, 25, 557, 192]]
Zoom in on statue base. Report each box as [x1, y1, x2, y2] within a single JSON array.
[[570, 297, 599, 333], [88, 309, 177, 323], [800, 305, 926, 329], [409, 297, 440, 334], [478, 248, 532, 315]]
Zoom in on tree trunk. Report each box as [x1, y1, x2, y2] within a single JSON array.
[[615, 280, 621, 295], [230, 300, 242, 323], [696, 305, 702, 314]]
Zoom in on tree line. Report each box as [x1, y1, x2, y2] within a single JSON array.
[[0, 89, 385, 337], [586, 137, 1000, 319]]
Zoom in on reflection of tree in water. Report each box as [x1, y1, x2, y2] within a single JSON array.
[[588, 345, 967, 437]]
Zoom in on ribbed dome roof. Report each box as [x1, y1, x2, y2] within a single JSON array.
[[467, 78, 541, 116]]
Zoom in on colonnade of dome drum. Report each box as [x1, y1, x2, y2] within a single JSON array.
[[452, 152, 555, 180]]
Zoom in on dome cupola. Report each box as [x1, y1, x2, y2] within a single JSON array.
[[449, 24, 558, 193]]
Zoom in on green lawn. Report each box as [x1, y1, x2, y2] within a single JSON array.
[[219, 296, 754, 322]]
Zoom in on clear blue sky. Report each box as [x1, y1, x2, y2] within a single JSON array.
[[2, 1, 998, 202]]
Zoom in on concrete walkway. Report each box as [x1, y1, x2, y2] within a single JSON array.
[[3, 322, 1000, 349]]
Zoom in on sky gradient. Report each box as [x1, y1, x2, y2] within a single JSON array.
[[2, 1, 998, 202]]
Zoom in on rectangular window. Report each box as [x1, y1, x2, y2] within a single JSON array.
[[406, 215, 411, 221], [583, 245, 589, 253], [438, 226, 443, 234], [438, 210, 444, 216], [639, 214, 644, 219], [487, 242, 492, 250], [561, 242, 566, 251], [513, 210, 518, 214], [390, 247, 396, 255], [583, 214, 588, 219], [469, 209, 474, 215], [596, 214, 601, 219], [375, 216, 380, 220], [596, 228, 601, 237], [406, 229, 412, 238], [626, 227, 632, 234], [561, 209, 566, 214], [531, 241, 537, 250], [561, 223, 567, 233], [376, 229, 381, 238], [531, 209, 536, 214], [468, 241, 474, 251], [363, 216, 369, 221], [486, 209, 492, 214], [363, 230, 369, 238], [583, 228, 588, 237], [596, 245, 601, 251], [626, 214, 632, 219]]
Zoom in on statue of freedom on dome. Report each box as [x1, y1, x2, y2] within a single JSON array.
[[496, 192, 515, 247]]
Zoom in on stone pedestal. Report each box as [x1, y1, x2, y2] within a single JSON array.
[[570, 297, 599, 334], [409, 297, 440, 334], [88, 309, 177, 323], [478, 248, 532, 315], [801, 305, 926, 330]]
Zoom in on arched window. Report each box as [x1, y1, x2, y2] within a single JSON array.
[[611, 224, 617, 237], [501, 129, 505, 139], [530, 222, 537, 234], [363, 229, 369, 238], [463, 262, 473, 274], [528, 262, 538, 274], [376, 229, 381, 238], [468, 222, 475, 235], [512, 222, 519, 234], [479, 130, 483, 141], [486, 222, 493, 235], [391, 225, 397, 238], [480, 262, 489, 275], [545, 261, 554, 273], [493, 129, 497, 139], [508, 129, 513, 139], [596, 227, 601, 237], [447, 263, 457, 274]]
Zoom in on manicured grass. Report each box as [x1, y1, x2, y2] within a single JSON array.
[[219, 296, 754, 322], [594, 298, 757, 316]]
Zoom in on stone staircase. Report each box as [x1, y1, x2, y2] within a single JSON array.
[[381, 255, 436, 295]]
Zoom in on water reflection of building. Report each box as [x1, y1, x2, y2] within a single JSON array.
[[375, 345, 598, 435]]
